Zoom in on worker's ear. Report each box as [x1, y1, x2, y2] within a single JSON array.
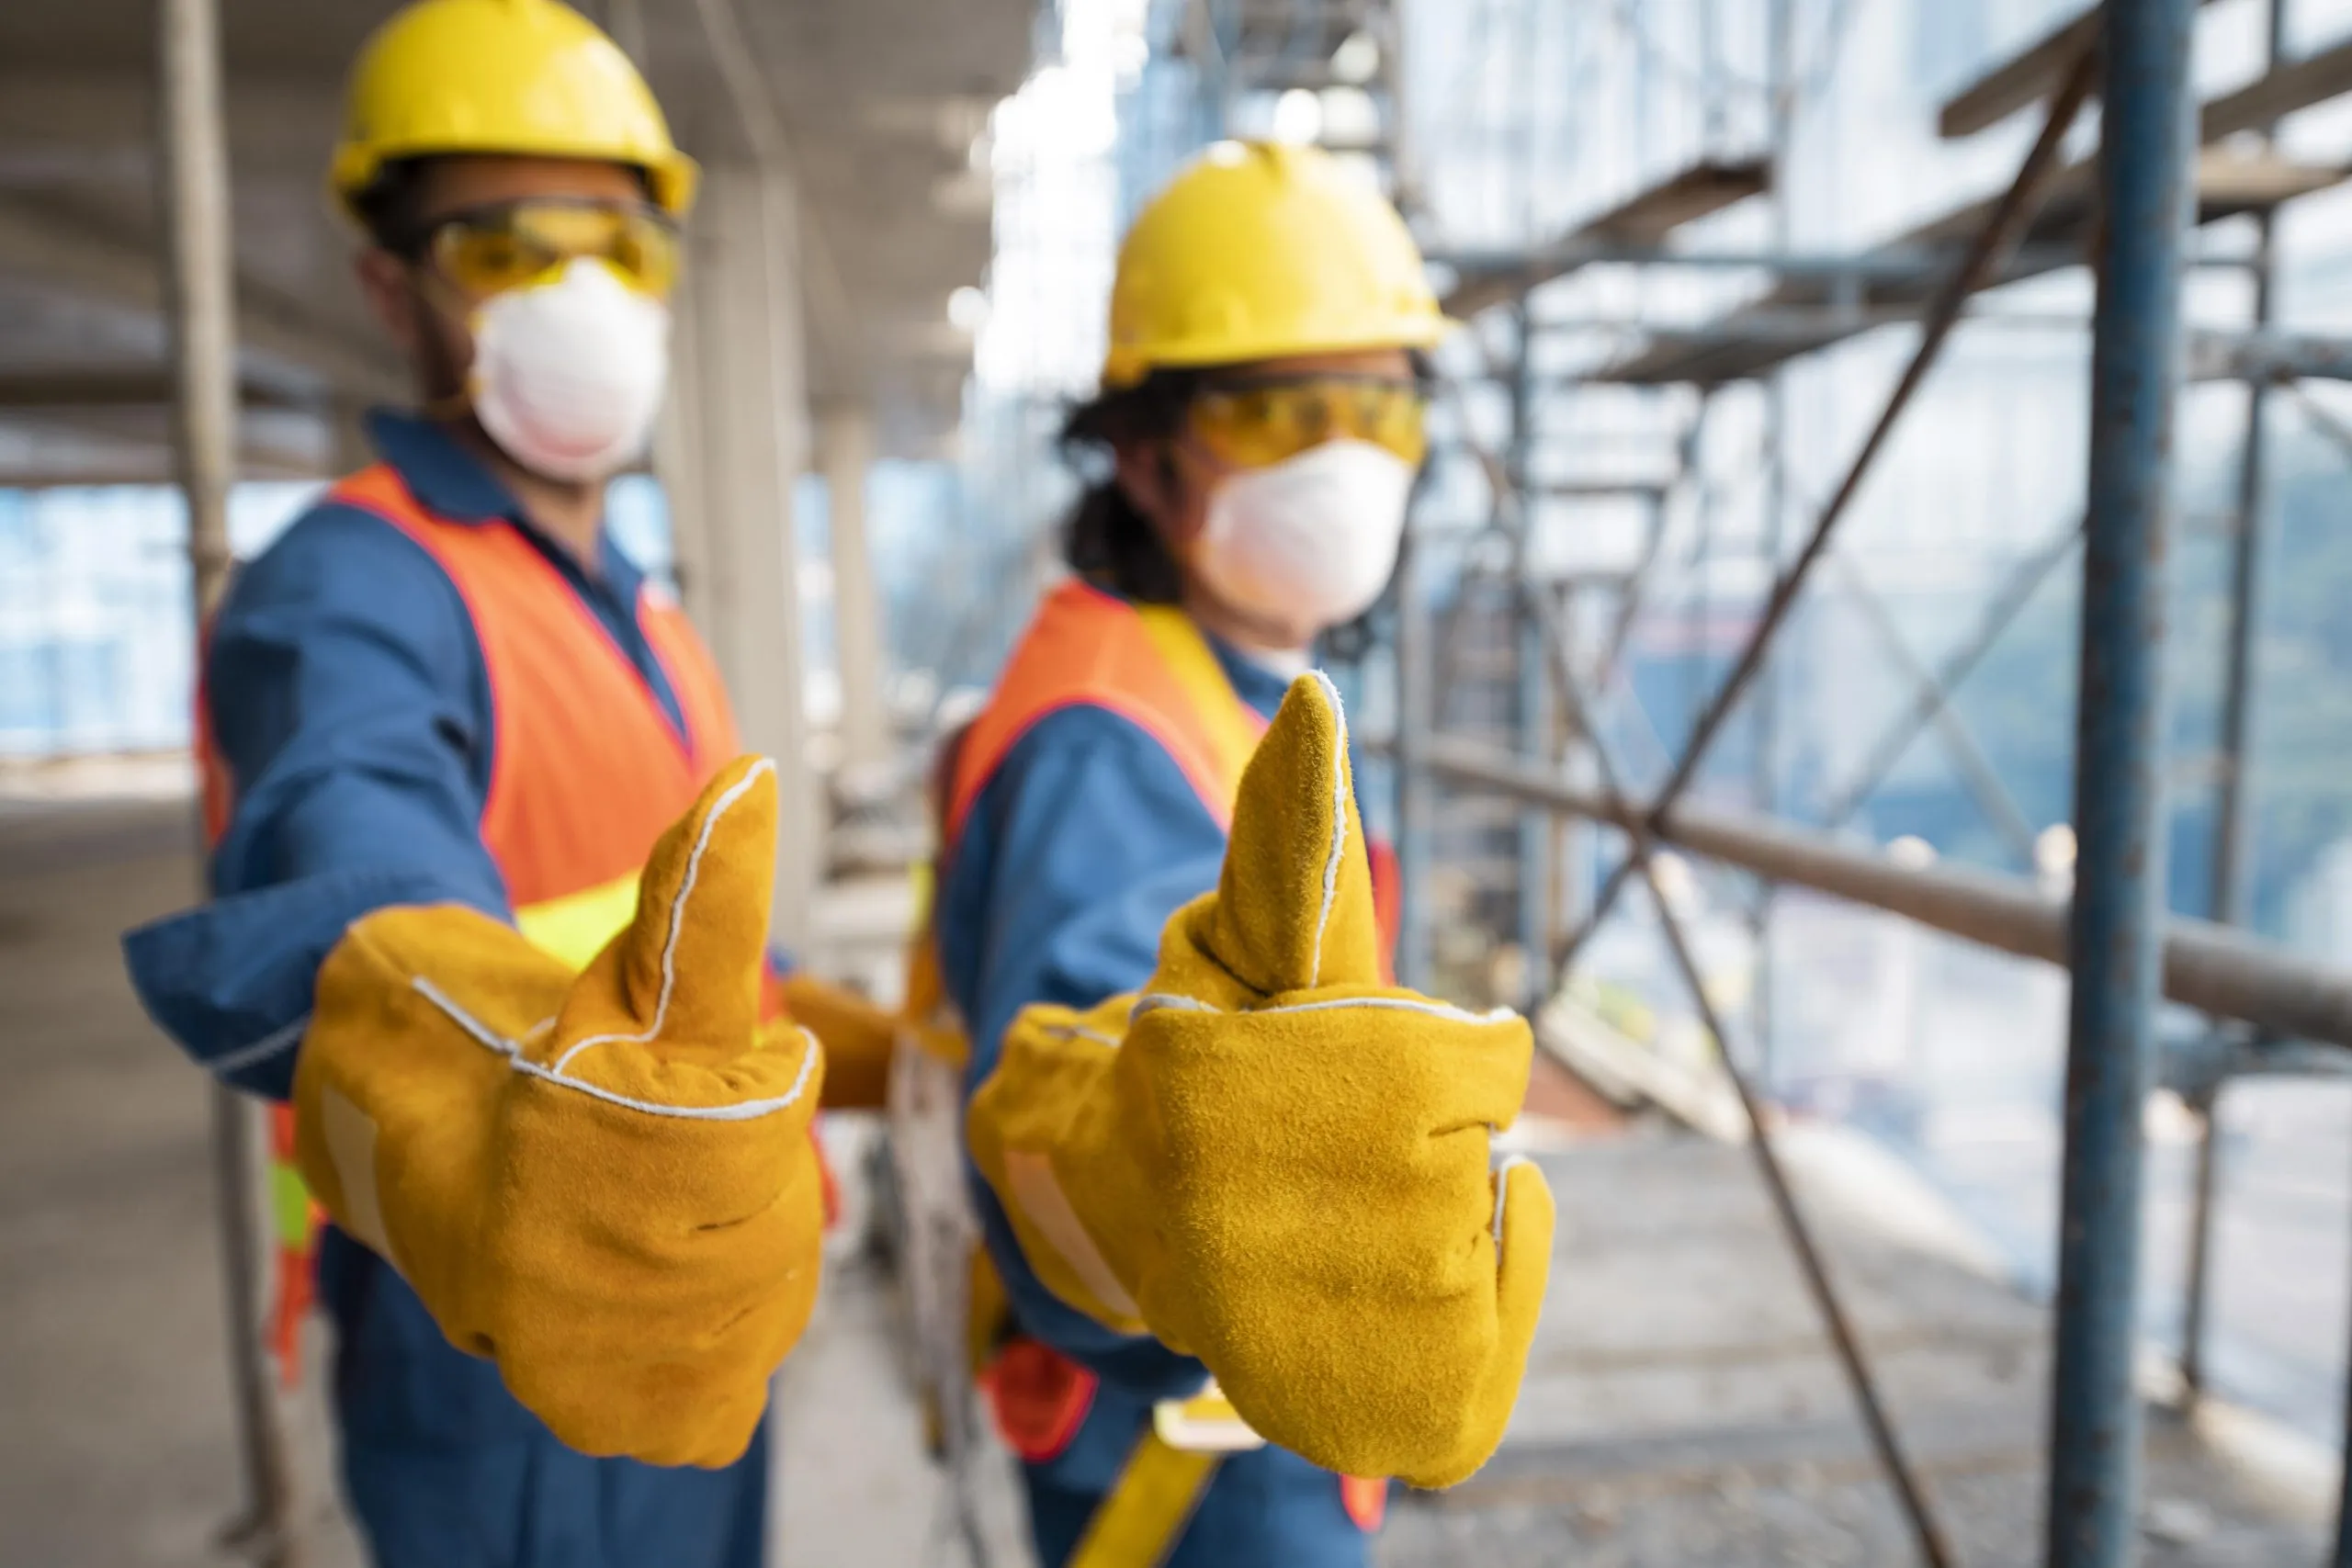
[[1114, 439, 1209, 551], [355, 247, 426, 358], [1111, 437, 1172, 526]]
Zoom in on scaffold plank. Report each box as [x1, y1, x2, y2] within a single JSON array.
[[1589, 152, 2345, 387], [1940, 8, 2347, 143], [2200, 34, 2352, 141], [1938, 10, 2103, 140], [1936, 0, 2236, 140], [1444, 158, 1770, 317]]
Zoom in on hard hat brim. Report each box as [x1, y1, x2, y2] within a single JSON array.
[[1102, 311, 1458, 390], [330, 141, 698, 227]]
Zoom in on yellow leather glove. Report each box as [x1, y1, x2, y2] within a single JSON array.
[[293, 757, 826, 1469], [779, 971, 895, 1111], [967, 673, 1555, 1488]]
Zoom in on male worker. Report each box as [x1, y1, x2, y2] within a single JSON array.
[[120, 2, 850, 1562]]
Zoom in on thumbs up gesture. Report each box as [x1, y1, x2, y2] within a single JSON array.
[[968, 675, 1554, 1487], [296, 758, 826, 1468]]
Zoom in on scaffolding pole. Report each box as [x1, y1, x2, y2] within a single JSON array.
[[155, 0, 300, 1560], [2046, 1, 2196, 1562], [2184, 0, 2288, 1409]]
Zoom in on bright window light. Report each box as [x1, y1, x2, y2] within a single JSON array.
[[1271, 88, 1323, 145], [948, 286, 991, 333], [1331, 29, 1380, 85]]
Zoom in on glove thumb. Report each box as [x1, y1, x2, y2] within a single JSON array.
[[1202, 672, 1383, 997], [1408, 1156, 1556, 1489], [587, 754, 777, 1059]]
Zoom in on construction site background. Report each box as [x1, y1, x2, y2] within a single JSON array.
[[6, 0, 2352, 1564]]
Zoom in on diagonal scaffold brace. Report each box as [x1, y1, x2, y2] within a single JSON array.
[[1507, 566, 1961, 1568], [1554, 34, 2105, 976]]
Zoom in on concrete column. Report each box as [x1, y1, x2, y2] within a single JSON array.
[[817, 401, 888, 773], [156, 0, 300, 1558], [676, 164, 820, 949], [653, 267, 715, 633]]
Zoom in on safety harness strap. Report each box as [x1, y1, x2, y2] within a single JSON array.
[[1069, 1432, 1222, 1568]]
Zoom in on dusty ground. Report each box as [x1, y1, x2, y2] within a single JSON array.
[[1378, 1134, 2330, 1568]]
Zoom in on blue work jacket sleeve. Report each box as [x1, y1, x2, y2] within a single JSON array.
[[122, 503, 511, 1100], [939, 705, 1234, 1399]]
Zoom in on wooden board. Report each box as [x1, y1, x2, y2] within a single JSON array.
[[1590, 152, 2346, 388], [1444, 159, 1770, 318]]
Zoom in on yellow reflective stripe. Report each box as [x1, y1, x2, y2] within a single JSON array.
[[267, 1158, 313, 1249], [514, 871, 642, 972], [1069, 1430, 1221, 1568], [1134, 604, 1265, 818]]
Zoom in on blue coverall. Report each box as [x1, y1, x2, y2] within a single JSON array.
[[936, 631, 1375, 1568], [122, 412, 767, 1568]]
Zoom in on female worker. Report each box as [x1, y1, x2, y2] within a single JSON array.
[[938, 141, 1550, 1568]]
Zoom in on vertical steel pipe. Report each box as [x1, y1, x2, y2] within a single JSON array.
[[157, 0, 299, 1561], [2186, 0, 2285, 1409], [2046, 3, 2197, 1563], [1395, 521, 1435, 992], [1754, 0, 1796, 1086], [2208, 251, 2276, 932], [1509, 304, 1551, 1008], [2337, 1209, 2352, 1568], [2177, 1084, 2224, 1399]]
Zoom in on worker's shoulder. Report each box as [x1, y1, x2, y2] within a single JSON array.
[[987, 700, 1226, 817], [220, 494, 466, 629], [210, 496, 481, 687]]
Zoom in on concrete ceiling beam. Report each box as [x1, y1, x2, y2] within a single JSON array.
[[0, 197, 402, 401]]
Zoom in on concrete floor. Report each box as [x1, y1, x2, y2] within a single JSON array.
[[1380, 1132, 2332, 1567], [0, 799, 364, 1568], [1, 795, 2334, 1568]]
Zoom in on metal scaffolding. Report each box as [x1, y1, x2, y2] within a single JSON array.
[[1391, 1, 2352, 1564]]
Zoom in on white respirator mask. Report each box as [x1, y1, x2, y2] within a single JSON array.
[[1194, 439, 1414, 633], [468, 257, 671, 484]]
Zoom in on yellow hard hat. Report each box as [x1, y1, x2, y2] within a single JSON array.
[[1102, 141, 1449, 389], [330, 0, 697, 222]]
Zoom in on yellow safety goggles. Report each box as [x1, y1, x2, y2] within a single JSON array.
[[1186, 377, 1429, 470], [419, 198, 682, 301]]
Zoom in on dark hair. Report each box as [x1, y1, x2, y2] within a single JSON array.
[[1057, 369, 1203, 604], [350, 158, 442, 254]]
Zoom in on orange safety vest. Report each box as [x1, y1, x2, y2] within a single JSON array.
[[200, 461, 815, 1385], [943, 578, 1391, 1534], [948, 579, 1401, 976]]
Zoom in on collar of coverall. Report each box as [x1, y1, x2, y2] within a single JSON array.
[[363, 407, 526, 527], [360, 407, 653, 600]]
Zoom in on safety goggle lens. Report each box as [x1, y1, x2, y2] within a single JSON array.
[[426, 201, 681, 300], [1187, 378, 1429, 468]]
